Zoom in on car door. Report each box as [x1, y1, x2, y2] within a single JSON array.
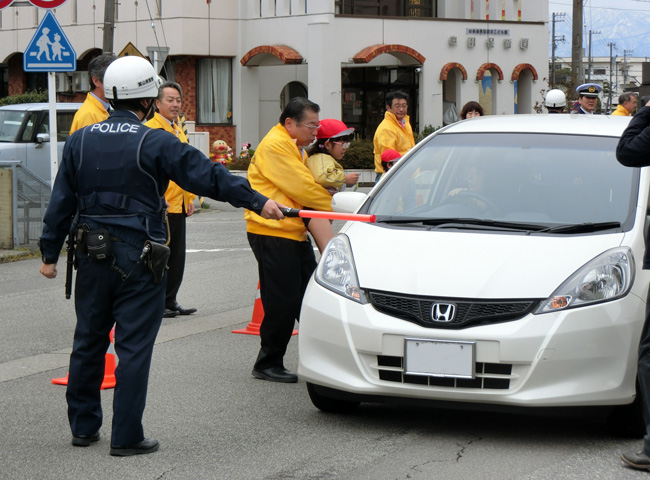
[[24, 109, 76, 184]]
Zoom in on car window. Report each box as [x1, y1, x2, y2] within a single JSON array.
[[368, 132, 639, 230], [39, 111, 76, 141], [21, 112, 39, 141], [0, 110, 26, 142]]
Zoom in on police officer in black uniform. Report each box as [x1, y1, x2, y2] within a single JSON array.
[[39, 56, 284, 456], [573, 83, 602, 114]]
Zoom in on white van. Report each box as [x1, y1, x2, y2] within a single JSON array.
[[0, 103, 81, 185]]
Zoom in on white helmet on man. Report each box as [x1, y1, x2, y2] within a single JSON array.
[[103, 56, 163, 101], [545, 89, 567, 108]]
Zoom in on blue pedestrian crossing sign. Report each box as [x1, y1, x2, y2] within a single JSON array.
[[24, 10, 76, 72]]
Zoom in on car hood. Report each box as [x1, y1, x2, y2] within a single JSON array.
[[344, 223, 625, 299]]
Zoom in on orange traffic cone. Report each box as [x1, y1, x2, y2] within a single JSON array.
[[232, 282, 298, 336], [52, 327, 117, 390]]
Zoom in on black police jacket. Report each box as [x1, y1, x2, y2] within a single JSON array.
[[40, 110, 268, 262]]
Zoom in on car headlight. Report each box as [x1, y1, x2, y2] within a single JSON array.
[[535, 247, 635, 314], [315, 234, 368, 304]]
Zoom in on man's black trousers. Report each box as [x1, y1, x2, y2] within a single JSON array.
[[247, 232, 316, 369]]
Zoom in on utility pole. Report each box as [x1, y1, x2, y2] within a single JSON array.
[[571, 0, 583, 100], [587, 30, 600, 82], [623, 49, 633, 87], [551, 12, 566, 88], [102, 0, 116, 54], [608, 42, 616, 114]]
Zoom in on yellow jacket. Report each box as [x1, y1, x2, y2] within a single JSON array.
[[612, 104, 631, 116], [372, 111, 415, 173], [245, 124, 333, 241], [307, 152, 346, 188], [145, 112, 196, 214], [69, 92, 110, 133]]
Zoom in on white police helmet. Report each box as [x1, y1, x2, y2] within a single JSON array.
[[103, 56, 163, 101], [545, 89, 567, 108]]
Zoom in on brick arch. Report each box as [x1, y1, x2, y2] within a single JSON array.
[[352, 44, 426, 64], [511, 63, 538, 82], [475, 63, 504, 82], [240, 45, 303, 66], [439, 62, 468, 81]]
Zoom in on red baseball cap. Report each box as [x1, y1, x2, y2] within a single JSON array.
[[381, 149, 401, 163], [317, 118, 355, 140]]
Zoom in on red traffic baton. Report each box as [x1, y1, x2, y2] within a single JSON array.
[[281, 208, 376, 223]]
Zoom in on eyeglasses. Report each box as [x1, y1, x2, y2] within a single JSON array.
[[391, 103, 408, 110], [299, 123, 321, 130], [331, 141, 351, 149]]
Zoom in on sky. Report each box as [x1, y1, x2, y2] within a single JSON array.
[[549, 0, 650, 58]]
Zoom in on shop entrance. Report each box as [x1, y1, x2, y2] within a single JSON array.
[[341, 66, 419, 140]]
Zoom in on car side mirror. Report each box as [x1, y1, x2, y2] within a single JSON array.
[[36, 133, 50, 145], [332, 191, 367, 213]]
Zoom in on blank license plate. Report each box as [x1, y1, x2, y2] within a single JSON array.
[[404, 338, 475, 379]]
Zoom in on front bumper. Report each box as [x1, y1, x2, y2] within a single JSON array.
[[298, 281, 645, 407]]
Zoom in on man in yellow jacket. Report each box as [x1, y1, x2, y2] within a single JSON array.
[[612, 92, 637, 117], [245, 97, 332, 383], [372, 91, 415, 183], [145, 81, 197, 318], [69, 53, 116, 134]]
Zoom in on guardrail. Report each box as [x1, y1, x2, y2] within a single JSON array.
[[0, 160, 51, 248]]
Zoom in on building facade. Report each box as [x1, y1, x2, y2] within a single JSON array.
[[0, 0, 548, 153]]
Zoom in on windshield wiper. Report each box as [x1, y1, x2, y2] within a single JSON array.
[[375, 216, 547, 232], [539, 221, 622, 234]]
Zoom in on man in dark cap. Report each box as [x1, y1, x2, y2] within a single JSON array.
[[574, 83, 602, 114]]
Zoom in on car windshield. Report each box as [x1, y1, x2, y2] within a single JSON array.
[[367, 132, 638, 232], [0, 110, 26, 142]]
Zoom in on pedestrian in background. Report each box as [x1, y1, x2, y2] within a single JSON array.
[[616, 96, 650, 471], [39, 56, 284, 456], [612, 92, 637, 117], [544, 89, 566, 114], [305, 118, 359, 252], [145, 81, 197, 319], [460, 101, 483, 119], [373, 91, 415, 184], [69, 53, 116, 134], [245, 97, 333, 383]]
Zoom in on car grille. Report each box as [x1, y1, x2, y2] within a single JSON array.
[[367, 290, 541, 329], [377, 355, 513, 390]]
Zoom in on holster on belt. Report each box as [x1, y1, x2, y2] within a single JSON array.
[[144, 240, 170, 284]]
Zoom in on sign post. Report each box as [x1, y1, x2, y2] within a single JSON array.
[[23, 9, 76, 187]]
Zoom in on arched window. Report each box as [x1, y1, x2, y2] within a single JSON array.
[[279, 81, 308, 110]]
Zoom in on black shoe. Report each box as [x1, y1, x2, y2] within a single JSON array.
[[622, 451, 650, 470], [163, 308, 178, 318], [252, 367, 298, 383], [167, 301, 197, 316], [71, 431, 100, 447], [110, 438, 159, 457]]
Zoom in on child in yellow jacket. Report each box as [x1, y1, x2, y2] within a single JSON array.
[[305, 119, 360, 252]]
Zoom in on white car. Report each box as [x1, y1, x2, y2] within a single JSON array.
[[298, 114, 649, 434], [0, 102, 81, 185]]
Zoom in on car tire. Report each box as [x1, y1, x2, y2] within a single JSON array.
[[606, 385, 645, 438], [306, 382, 360, 413]]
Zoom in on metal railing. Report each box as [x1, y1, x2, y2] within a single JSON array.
[[1, 161, 51, 248]]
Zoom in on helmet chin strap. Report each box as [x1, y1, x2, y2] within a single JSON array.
[[143, 99, 155, 119]]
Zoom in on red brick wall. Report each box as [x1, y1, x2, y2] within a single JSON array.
[[174, 56, 236, 155], [8, 55, 26, 96]]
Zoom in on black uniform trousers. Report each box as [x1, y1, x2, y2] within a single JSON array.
[[639, 283, 650, 455], [247, 232, 316, 369], [165, 212, 187, 308], [66, 241, 164, 446]]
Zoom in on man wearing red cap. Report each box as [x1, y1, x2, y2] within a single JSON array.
[[373, 91, 415, 183]]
